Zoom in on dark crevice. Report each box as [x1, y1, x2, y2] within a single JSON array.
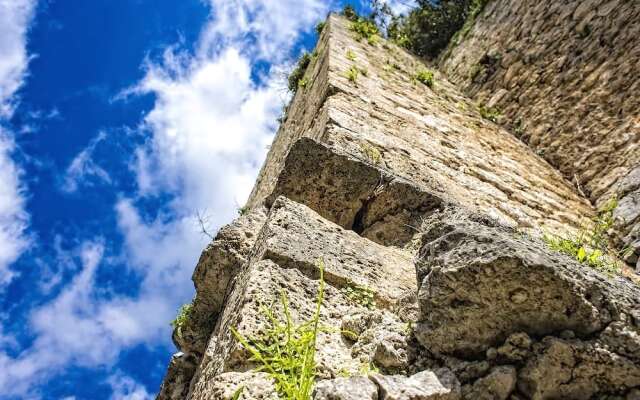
[[352, 194, 376, 234]]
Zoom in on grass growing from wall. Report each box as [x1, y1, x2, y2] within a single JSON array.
[[171, 302, 193, 332], [543, 198, 630, 275], [231, 260, 326, 400], [288, 52, 312, 94], [415, 68, 435, 88]]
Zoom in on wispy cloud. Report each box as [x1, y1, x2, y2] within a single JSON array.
[[0, 0, 37, 287], [0, 241, 107, 397], [108, 372, 153, 400], [61, 131, 112, 193], [0, 0, 36, 117]]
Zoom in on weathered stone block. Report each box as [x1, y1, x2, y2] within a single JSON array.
[[313, 376, 378, 400], [174, 207, 267, 356], [370, 369, 461, 400], [415, 207, 640, 359]]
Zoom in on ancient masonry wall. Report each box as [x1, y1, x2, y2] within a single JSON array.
[[157, 10, 640, 400], [439, 0, 640, 264]]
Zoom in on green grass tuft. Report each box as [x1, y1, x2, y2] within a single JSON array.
[[171, 302, 193, 331], [415, 68, 435, 88], [287, 52, 312, 94], [345, 66, 360, 84], [478, 104, 501, 123], [342, 284, 376, 309], [231, 260, 326, 400], [543, 197, 629, 275], [350, 18, 380, 45]]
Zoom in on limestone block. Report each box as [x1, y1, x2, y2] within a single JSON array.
[[313, 376, 378, 400], [462, 366, 516, 400], [191, 372, 278, 400], [414, 207, 640, 359], [156, 352, 198, 400], [255, 196, 417, 306], [174, 207, 267, 356], [518, 337, 640, 399], [188, 259, 365, 399], [370, 369, 461, 400]]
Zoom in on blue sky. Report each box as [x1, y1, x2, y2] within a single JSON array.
[[0, 0, 412, 398]]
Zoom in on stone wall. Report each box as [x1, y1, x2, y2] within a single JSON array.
[[439, 0, 640, 264], [156, 11, 640, 400], [248, 14, 592, 241]]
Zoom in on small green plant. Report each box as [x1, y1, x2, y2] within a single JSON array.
[[346, 49, 356, 61], [171, 302, 193, 331], [315, 21, 325, 35], [478, 104, 501, 123], [513, 118, 525, 137], [288, 52, 312, 93], [231, 260, 326, 400], [345, 66, 359, 84], [360, 143, 381, 164], [415, 68, 434, 88], [342, 283, 376, 309], [231, 386, 244, 400], [298, 77, 310, 90], [350, 18, 381, 45], [358, 362, 380, 375], [238, 206, 249, 216], [543, 197, 628, 275]]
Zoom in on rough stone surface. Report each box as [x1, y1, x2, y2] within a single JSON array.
[[414, 208, 640, 398], [174, 208, 267, 357], [191, 372, 277, 400], [370, 369, 461, 400], [313, 376, 378, 400], [157, 353, 198, 400], [415, 207, 640, 358], [462, 366, 516, 400], [440, 0, 640, 258], [247, 14, 593, 245]]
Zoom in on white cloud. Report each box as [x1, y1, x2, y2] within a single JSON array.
[[61, 131, 112, 193], [0, 241, 109, 397], [108, 373, 153, 400], [384, 0, 416, 15], [0, 0, 36, 117], [0, 130, 29, 286], [0, 0, 36, 287]]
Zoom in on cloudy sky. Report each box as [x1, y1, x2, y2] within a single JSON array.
[[0, 0, 416, 398]]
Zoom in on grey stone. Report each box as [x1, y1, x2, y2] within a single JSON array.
[[463, 366, 517, 400], [174, 207, 267, 356], [370, 369, 461, 400], [156, 352, 198, 400], [518, 337, 640, 399], [313, 376, 378, 400], [415, 208, 640, 358], [191, 372, 277, 400]]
